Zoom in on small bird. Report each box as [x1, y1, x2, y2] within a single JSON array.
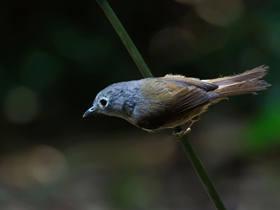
[[83, 65, 270, 139]]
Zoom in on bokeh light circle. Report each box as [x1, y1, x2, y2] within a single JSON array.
[[3, 86, 39, 124]]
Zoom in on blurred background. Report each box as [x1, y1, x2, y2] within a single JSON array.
[[0, 0, 279, 209]]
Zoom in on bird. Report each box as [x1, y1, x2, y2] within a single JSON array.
[[83, 65, 270, 139]]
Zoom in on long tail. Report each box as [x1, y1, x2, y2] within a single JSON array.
[[205, 65, 271, 98]]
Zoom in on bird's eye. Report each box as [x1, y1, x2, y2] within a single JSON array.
[[100, 98, 108, 107]]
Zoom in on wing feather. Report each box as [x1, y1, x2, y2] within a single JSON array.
[[138, 78, 219, 128]]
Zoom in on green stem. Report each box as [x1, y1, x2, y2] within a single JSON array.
[[96, 0, 153, 78], [175, 128, 226, 210], [96, 1, 226, 209]]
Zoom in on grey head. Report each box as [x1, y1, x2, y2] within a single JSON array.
[[83, 80, 142, 121]]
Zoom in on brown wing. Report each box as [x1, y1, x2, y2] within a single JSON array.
[[168, 85, 218, 113], [136, 78, 219, 130], [140, 79, 212, 108], [158, 76, 219, 109]]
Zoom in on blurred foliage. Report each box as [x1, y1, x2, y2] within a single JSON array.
[[0, 0, 279, 209], [242, 95, 280, 153]]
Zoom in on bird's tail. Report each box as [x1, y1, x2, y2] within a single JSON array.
[[205, 65, 271, 98]]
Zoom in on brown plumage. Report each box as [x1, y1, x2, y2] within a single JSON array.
[[204, 65, 269, 97]]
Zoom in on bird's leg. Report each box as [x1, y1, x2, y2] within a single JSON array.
[[173, 116, 200, 141], [173, 121, 195, 141]]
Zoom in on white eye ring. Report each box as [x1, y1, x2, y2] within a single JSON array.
[[99, 97, 108, 107]]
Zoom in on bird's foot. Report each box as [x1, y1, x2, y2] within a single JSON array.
[[173, 127, 191, 142]]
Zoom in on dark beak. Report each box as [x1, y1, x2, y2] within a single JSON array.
[[83, 106, 95, 118]]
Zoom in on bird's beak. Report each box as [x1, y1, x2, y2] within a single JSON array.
[[83, 106, 95, 118]]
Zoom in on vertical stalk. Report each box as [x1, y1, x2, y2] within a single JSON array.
[[96, 0, 152, 78], [175, 129, 226, 210]]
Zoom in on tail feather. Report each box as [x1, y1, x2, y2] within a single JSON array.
[[214, 80, 270, 98], [205, 65, 269, 86], [207, 65, 271, 98]]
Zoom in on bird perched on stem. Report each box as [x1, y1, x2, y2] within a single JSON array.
[[83, 65, 270, 140]]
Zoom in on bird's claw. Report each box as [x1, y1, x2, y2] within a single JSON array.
[[173, 128, 191, 142]]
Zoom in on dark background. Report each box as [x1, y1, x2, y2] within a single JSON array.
[[0, 0, 279, 209]]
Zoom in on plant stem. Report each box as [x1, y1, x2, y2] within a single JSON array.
[[174, 128, 226, 210], [96, 0, 226, 209], [96, 0, 153, 78]]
